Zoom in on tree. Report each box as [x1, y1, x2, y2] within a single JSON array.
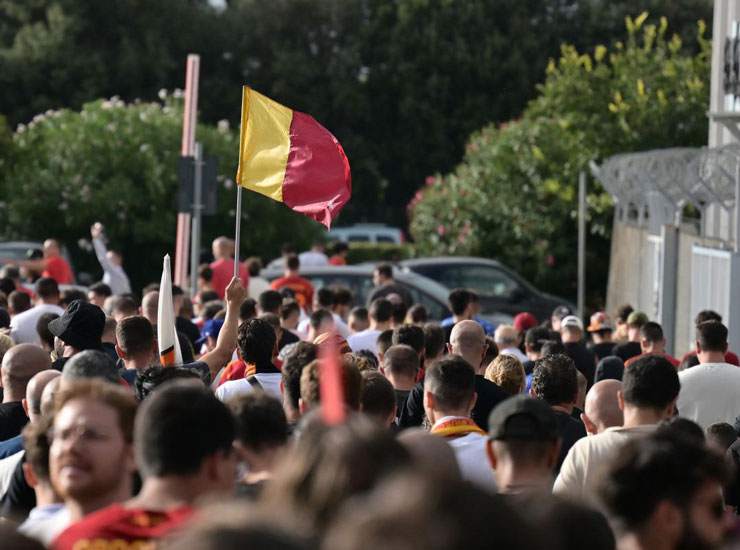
[[0, 94, 320, 290], [0, 1, 713, 229], [408, 15, 711, 304]]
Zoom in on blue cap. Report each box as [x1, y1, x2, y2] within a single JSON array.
[[196, 318, 224, 347]]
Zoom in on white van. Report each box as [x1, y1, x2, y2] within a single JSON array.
[[328, 224, 403, 244]]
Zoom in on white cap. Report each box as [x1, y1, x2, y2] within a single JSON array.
[[560, 315, 584, 331]]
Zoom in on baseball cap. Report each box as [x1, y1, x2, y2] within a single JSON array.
[[488, 395, 559, 441], [587, 311, 614, 333], [196, 318, 224, 347], [552, 305, 572, 321], [626, 311, 648, 327], [513, 312, 538, 333], [560, 315, 584, 331]]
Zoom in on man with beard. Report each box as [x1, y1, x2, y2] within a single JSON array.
[[599, 430, 732, 550], [48, 380, 137, 534]]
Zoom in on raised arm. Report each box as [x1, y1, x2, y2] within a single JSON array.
[[90, 223, 114, 272], [199, 276, 247, 380]]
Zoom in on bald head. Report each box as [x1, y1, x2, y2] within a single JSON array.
[[1, 344, 51, 402], [449, 320, 486, 372], [141, 291, 159, 325], [582, 379, 623, 435], [43, 239, 61, 257], [25, 370, 60, 424], [212, 236, 232, 260], [40, 376, 61, 418]]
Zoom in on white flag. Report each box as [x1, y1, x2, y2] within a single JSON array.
[[158, 254, 183, 366]]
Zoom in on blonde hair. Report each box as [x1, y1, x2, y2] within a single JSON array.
[[485, 354, 525, 396]]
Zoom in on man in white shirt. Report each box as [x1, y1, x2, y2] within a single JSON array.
[[298, 242, 329, 267], [297, 287, 351, 338], [554, 354, 680, 504], [494, 325, 528, 365], [90, 223, 131, 295], [486, 394, 561, 494], [348, 298, 393, 356], [678, 320, 740, 429], [10, 278, 64, 345], [216, 318, 282, 402], [425, 355, 497, 492], [245, 257, 271, 300]]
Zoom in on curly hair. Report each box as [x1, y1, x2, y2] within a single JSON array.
[[485, 354, 525, 396]]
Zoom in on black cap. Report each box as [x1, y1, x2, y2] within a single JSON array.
[[488, 395, 559, 441], [48, 300, 105, 351]]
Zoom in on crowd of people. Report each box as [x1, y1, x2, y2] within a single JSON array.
[[0, 231, 739, 549]]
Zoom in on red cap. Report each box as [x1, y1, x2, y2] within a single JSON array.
[[513, 312, 538, 333]]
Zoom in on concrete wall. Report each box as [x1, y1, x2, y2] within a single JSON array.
[[607, 220, 728, 357], [606, 219, 647, 316]]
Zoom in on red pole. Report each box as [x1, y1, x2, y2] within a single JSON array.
[[174, 54, 200, 287]]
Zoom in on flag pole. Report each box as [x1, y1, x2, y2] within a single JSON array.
[[233, 185, 243, 278]]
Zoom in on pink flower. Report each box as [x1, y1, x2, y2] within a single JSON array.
[[546, 255, 556, 267], [425, 176, 435, 186], [437, 225, 446, 236]]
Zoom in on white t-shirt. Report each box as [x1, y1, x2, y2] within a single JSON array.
[[298, 313, 351, 339], [298, 251, 329, 267], [248, 277, 271, 300], [554, 424, 656, 504], [447, 432, 497, 493], [678, 362, 740, 429], [18, 504, 70, 546], [215, 372, 282, 402], [347, 329, 382, 355], [10, 303, 65, 345]]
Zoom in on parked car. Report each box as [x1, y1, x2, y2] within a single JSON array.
[[261, 265, 455, 321], [399, 256, 574, 324], [0, 241, 94, 286], [328, 224, 404, 244]]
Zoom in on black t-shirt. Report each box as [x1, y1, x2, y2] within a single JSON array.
[[613, 341, 642, 363], [589, 342, 616, 362], [563, 342, 596, 388], [368, 283, 413, 308], [443, 323, 454, 344], [279, 329, 300, 352], [394, 389, 411, 425], [399, 375, 508, 431], [553, 410, 586, 473], [0, 402, 28, 441], [176, 316, 201, 350]]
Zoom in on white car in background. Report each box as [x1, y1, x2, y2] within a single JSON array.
[[328, 224, 403, 244]]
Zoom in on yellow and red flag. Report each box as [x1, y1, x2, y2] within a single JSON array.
[[236, 86, 351, 228]]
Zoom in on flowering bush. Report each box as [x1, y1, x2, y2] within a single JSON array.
[[409, 15, 710, 302], [0, 92, 320, 289]]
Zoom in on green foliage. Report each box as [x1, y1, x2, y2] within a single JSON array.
[[0, 0, 712, 229], [0, 95, 320, 290], [409, 16, 711, 304], [345, 243, 413, 265]]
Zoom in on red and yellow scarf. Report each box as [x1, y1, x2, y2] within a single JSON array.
[[431, 417, 485, 438]]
